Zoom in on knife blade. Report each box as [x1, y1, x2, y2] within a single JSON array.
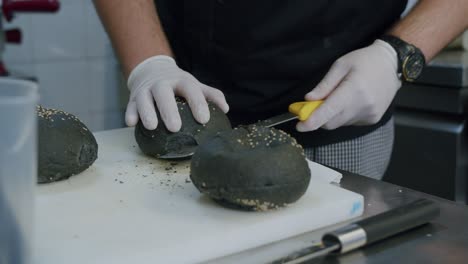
[[269, 199, 440, 263], [260, 101, 323, 128], [261, 112, 299, 128]]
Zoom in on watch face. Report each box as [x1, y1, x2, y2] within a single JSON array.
[[404, 53, 425, 81]]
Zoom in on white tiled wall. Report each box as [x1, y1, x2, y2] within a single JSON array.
[[3, 0, 126, 132]]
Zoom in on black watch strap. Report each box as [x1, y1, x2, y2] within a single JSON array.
[[380, 35, 425, 77], [380, 35, 408, 74]]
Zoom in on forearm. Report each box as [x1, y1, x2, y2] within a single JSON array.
[[93, 0, 172, 77], [389, 0, 468, 61]]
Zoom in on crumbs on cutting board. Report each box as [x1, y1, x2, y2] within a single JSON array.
[[112, 158, 192, 192]]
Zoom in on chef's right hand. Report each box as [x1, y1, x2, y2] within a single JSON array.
[[126, 55, 229, 132]]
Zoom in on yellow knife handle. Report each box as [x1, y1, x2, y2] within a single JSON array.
[[288, 101, 324, 121]]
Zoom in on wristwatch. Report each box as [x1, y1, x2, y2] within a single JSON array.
[[380, 35, 426, 82]]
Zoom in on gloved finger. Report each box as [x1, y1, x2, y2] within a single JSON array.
[[125, 100, 139, 127], [344, 109, 380, 126], [297, 79, 351, 132], [175, 80, 210, 124], [305, 59, 350, 101], [136, 89, 159, 130], [202, 84, 229, 113], [151, 84, 182, 132], [315, 79, 357, 130], [296, 100, 340, 132], [322, 110, 351, 130]]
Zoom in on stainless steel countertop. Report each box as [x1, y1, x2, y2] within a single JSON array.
[[209, 171, 468, 264]]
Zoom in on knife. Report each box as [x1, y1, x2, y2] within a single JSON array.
[[261, 101, 324, 128], [157, 100, 323, 159], [269, 199, 440, 264]]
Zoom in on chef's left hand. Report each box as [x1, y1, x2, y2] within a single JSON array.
[[297, 39, 401, 132]]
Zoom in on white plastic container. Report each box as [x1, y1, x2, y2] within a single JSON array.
[[0, 79, 38, 264]]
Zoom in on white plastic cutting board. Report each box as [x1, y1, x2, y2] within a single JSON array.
[[32, 128, 363, 264]]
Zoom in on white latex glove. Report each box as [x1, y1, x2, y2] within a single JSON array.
[[126, 55, 229, 132], [297, 39, 401, 132]]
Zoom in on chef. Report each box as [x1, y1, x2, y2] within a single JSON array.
[[93, 0, 468, 179]]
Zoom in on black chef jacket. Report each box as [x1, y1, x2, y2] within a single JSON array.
[[154, 0, 408, 147]]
